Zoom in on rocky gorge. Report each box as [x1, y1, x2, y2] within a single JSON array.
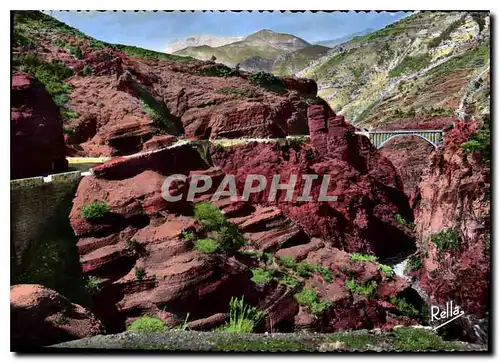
[[10, 11, 490, 352]]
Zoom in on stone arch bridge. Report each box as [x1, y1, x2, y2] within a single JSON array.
[[354, 129, 444, 149]]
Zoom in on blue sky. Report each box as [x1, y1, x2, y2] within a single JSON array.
[[49, 11, 411, 52]]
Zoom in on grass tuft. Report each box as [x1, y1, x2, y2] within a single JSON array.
[[218, 296, 264, 333], [135, 267, 145, 281]]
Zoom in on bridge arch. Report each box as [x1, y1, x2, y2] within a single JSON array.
[[355, 130, 444, 149], [377, 133, 440, 149]]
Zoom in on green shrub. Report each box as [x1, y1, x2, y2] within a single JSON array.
[[240, 249, 262, 259], [345, 279, 378, 297], [199, 65, 239, 77], [214, 224, 246, 252], [249, 71, 285, 93], [13, 31, 35, 47], [262, 252, 274, 266], [135, 267, 145, 281], [126, 238, 140, 251], [194, 238, 218, 254], [395, 213, 414, 228], [133, 83, 180, 134], [460, 139, 483, 152], [316, 266, 333, 283], [294, 262, 332, 281], [127, 316, 166, 332], [405, 255, 423, 272], [389, 296, 420, 318], [12, 54, 73, 101], [427, 42, 489, 79], [60, 109, 79, 121], [82, 64, 93, 76], [67, 45, 83, 59], [12, 53, 78, 122], [192, 202, 245, 253], [295, 262, 316, 277], [294, 287, 319, 307], [278, 275, 299, 289], [218, 296, 264, 333], [54, 316, 69, 325], [181, 231, 198, 242], [250, 268, 272, 285], [81, 201, 110, 220], [428, 17, 465, 48], [193, 202, 226, 231], [63, 126, 73, 135], [350, 253, 378, 262], [430, 228, 460, 252], [277, 255, 297, 269], [305, 96, 321, 105], [485, 236, 490, 253], [89, 39, 108, 49], [100, 52, 114, 61], [460, 115, 490, 162], [125, 238, 146, 257], [294, 288, 331, 315], [85, 276, 100, 294], [389, 54, 432, 78], [378, 263, 393, 276], [53, 93, 70, 106]]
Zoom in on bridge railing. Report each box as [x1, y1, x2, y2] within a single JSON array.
[[355, 129, 444, 149]]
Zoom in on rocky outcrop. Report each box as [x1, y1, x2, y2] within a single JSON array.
[[66, 103, 420, 333], [10, 284, 102, 349], [11, 71, 68, 179], [12, 12, 317, 157], [212, 103, 415, 258], [63, 59, 314, 156], [414, 120, 490, 319]]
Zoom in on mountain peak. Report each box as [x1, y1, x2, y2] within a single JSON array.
[[245, 29, 310, 47]]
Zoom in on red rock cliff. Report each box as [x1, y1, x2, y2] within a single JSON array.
[[11, 71, 68, 179], [414, 120, 490, 317], [212, 102, 415, 259]]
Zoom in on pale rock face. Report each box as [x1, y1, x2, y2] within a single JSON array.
[[164, 35, 244, 54]]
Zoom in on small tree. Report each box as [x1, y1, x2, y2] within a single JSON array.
[[210, 55, 217, 61]]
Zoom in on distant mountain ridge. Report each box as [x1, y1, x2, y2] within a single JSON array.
[[314, 28, 375, 47], [164, 35, 244, 54], [297, 11, 490, 127], [173, 29, 311, 71]]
